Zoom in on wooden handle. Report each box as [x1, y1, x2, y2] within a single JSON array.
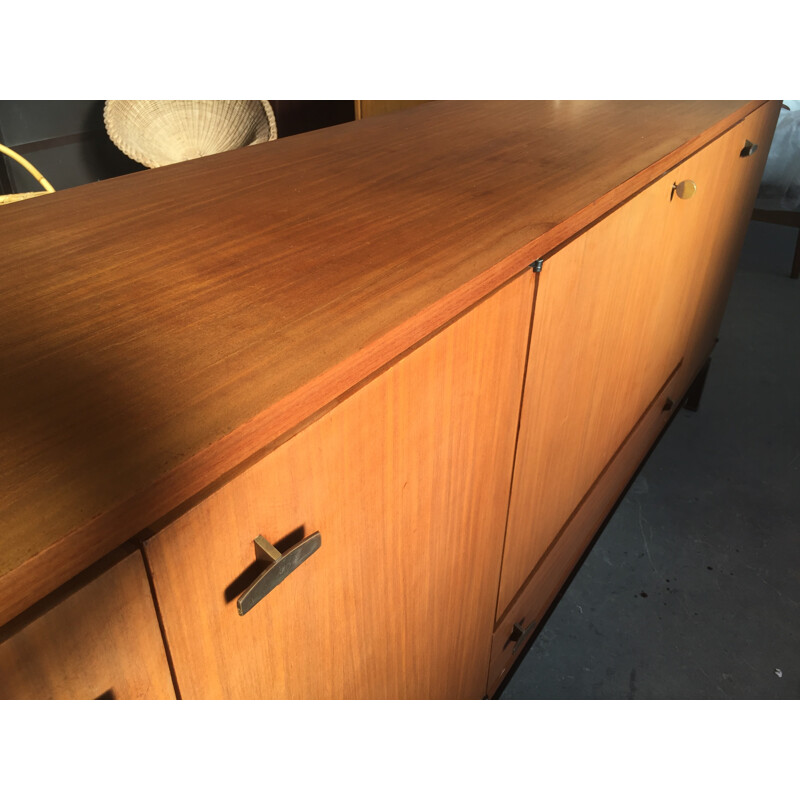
[[237, 531, 322, 616]]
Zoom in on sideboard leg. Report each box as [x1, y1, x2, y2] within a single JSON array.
[[791, 229, 800, 279], [684, 358, 712, 413]]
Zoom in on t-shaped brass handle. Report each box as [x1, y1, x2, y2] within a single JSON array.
[[237, 531, 322, 616]]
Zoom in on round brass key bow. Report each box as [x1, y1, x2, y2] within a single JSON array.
[[672, 179, 697, 201]]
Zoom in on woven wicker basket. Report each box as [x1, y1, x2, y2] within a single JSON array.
[[0, 143, 55, 205], [104, 101, 278, 168]]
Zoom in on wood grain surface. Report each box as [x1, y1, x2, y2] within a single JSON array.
[[144, 274, 533, 699], [0, 549, 174, 699], [0, 100, 766, 626]]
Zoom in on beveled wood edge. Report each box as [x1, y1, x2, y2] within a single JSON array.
[[0, 100, 770, 628]]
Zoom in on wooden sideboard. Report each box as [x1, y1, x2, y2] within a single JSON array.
[[0, 101, 779, 699]]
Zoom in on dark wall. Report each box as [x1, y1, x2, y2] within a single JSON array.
[[271, 100, 355, 137], [0, 101, 356, 196], [0, 101, 144, 194]]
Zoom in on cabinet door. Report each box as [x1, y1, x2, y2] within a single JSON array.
[[666, 101, 779, 378], [496, 170, 689, 617], [0, 549, 175, 699], [144, 273, 534, 699]]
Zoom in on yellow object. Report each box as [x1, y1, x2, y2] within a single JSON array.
[[0, 142, 55, 205]]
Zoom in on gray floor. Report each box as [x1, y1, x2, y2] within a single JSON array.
[[500, 220, 800, 700]]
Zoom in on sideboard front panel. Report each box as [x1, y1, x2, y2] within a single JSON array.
[[145, 273, 534, 699]]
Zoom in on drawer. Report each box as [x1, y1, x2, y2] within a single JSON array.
[[0, 548, 175, 699], [487, 362, 689, 696]]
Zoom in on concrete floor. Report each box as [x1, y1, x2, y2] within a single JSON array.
[[500, 220, 800, 699]]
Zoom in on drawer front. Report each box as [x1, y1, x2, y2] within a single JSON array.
[[144, 273, 535, 699], [0, 549, 175, 700], [487, 363, 688, 696]]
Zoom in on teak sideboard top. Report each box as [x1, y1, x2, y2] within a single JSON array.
[[0, 100, 766, 626]]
